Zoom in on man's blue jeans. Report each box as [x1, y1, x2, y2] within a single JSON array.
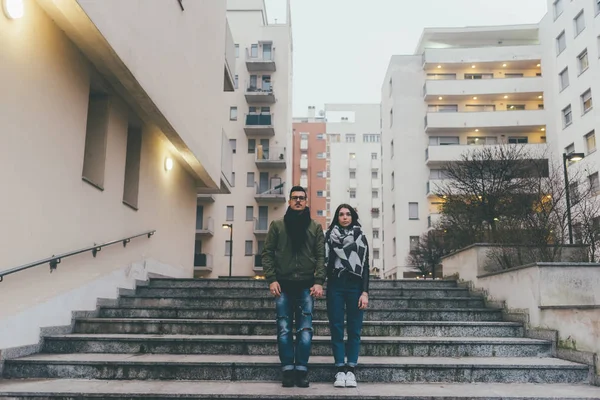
[[275, 288, 314, 372], [326, 278, 364, 367]]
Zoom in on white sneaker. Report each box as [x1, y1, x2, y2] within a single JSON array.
[[345, 371, 357, 388], [334, 371, 346, 387]]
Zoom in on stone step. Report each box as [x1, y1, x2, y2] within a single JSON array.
[[117, 296, 486, 310], [74, 319, 524, 337], [3, 354, 589, 384], [98, 307, 504, 322], [2, 380, 600, 400], [135, 287, 472, 299], [148, 278, 458, 289], [43, 334, 551, 358]]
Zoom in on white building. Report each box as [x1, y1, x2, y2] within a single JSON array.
[[540, 0, 600, 165], [325, 104, 383, 276], [196, 0, 293, 278], [381, 26, 549, 279]]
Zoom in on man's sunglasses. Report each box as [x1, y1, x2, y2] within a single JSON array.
[[291, 196, 306, 201]]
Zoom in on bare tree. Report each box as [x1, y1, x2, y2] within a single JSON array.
[[406, 230, 448, 278]]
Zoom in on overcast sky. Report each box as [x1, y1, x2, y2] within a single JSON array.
[[263, 0, 548, 117]]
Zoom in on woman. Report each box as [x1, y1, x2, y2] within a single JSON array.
[[325, 204, 370, 388]]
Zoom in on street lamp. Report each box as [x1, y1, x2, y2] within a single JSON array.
[[563, 152, 585, 244], [222, 223, 233, 277]]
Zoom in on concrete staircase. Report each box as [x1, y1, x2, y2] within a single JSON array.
[[1, 278, 599, 399]]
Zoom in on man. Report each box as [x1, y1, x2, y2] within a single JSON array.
[[262, 185, 326, 388]]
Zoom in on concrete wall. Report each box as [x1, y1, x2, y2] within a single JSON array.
[[0, 0, 209, 349]]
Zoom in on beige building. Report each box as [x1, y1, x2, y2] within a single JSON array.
[[0, 0, 235, 349], [194, 0, 293, 278]]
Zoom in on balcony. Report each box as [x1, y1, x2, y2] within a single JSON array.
[[372, 178, 381, 188], [349, 179, 357, 189], [428, 213, 442, 228], [426, 143, 548, 166], [372, 198, 382, 209], [423, 45, 541, 67], [197, 194, 215, 203], [254, 254, 264, 272], [195, 217, 214, 237], [372, 218, 381, 229], [300, 178, 308, 188], [194, 253, 213, 272], [224, 21, 235, 92], [246, 47, 276, 72], [300, 140, 308, 150], [372, 238, 381, 249], [427, 179, 451, 197], [245, 84, 275, 104], [424, 77, 543, 99], [300, 159, 308, 170], [244, 114, 274, 137], [254, 217, 269, 237], [425, 110, 545, 133], [255, 182, 286, 203], [255, 146, 286, 169]]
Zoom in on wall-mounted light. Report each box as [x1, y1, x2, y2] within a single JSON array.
[[504, 95, 509, 99], [164, 157, 174, 171], [437, 65, 442, 69], [438, 97, 443, 100], [502, 63, 507, 67], [3, 0, 24, 19], [471, 65, 476, 69], [472, 96, 478, 100]]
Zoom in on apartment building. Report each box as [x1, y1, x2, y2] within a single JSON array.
[[292, 107, 327, 228], [540, 0, 600, 167], [195, 0, 293, 278], [381, 26, 549, 279], [1, 0, 234, 348], [325, 104, 383, 277]]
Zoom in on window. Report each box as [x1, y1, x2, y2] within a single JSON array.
[[317, 210, 325, 216], [235, 44, 239, 58], [225, 240, 232, 256], [582, 89, 593, 113], [389, 78, 393, 96], [508, 137, 528, 144], [231, 172, 235, 187], [251, 44, 258, 58], [371, 153, 377, 160], [229, 107, 237, 121], [465, 73, 493, 79], [467, 136, 497, 145], [372, 190, 379, 199], [349, 190, 356, 199], [392, 205, 395, 222], [316, 134, 325, 140], [246, 206, 254, 221], [566, 143, 575, 155], [373, 230, 379, 239], [317, 152, 326, 159], [504, 73, 524, 78], [559, 68, 570, 91], [393, 238, 396, 256], [363, 134, 380, 143], [428, 104, 459, 112], [349, 171, 356, 179], [300, 133, 309, 140], [409, 236, 419, 252], [248, 139, 256, 154], [390, 108, 393, 127], [82, 93, 110, 190], [226, 206, 234, 221], [570, 182, 581, 204], [391, 172, 395, 190], [247, 172, 254, 187], [123, 126, 142, 209], [245, 240, 253, 256], [590, 172, 600, 194], [349, 153, 356, 159], [554, 0, 564, 19], [390, 140, 394, 158], [346, 134, 356, 143], [578, 49, 589, 73], [372, 171, 378, 179], [426, 73, 457, 80], [596, 0, 600, 14], [234, 75, 238, 89], [429, 169, 449, 180], [229, 139, 237, 154], [465, 104, 495, 112], [373, 250, 380, 259], [586, 131, 596, 154], [317, 190, 324, 197], [430, 136, 460, 145], [557, 31, 566, 54], [409, 202, 419, 220], [507, 104, 526, 111], [574, 11, 586, 36], [562, 105, 573, 128]]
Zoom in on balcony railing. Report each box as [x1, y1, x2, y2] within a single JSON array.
[[244, 113, 274, 137], [246, 47, 276, 72], [245, 83, 275, 104], [255, 181, 286, 203], [255, 146, 286, 169], [254, 217, 269, 235], [195, 216, 214, 236], [194, 253, 213, 270]]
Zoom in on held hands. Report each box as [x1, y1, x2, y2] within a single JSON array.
[[358, 292, 369, 310], [310, 284, 324, 298]]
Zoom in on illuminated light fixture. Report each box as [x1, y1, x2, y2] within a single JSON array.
[[502, 63, 507, 67], [538, 95, 543, 99], [475, 129, 479, 132], [164, 157, 174, 171], [471, 65, 476, 68], [437, 65, 442, 69], [537, 63, 541, 67], [438, 97, 443, 100], [504, 95, 509, 99], [541, 128, 546, 131], [3, 0, 24, 19], [472, 96, 478, 100]]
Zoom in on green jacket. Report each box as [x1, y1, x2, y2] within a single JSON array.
[[261, 219, 326, 285]]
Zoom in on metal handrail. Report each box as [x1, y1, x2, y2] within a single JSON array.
[[0, 230, 156, 282]]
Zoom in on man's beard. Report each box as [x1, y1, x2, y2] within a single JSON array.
[[283, 206, 311, 254]]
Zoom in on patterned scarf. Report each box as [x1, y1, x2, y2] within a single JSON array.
[[326, 225, 368, 278]]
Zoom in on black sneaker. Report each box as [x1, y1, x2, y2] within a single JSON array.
[[295, 370, 310, 388], [282, 370, 295, 387]]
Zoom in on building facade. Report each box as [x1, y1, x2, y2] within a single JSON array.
[[325, 104, 383, 276], [1, 0, 234, 348], [381, 26, 549, 279], [195, 0, 293, 278], [292, 107, 327, 228]]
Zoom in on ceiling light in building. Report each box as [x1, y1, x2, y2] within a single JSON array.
[[475, 129, 479, 132], [438, 97, 443, 100], [541, 128, 546, 131], [164, 157, 174, 171], [471, 65, 476, 68], [3, 0, 24, 19], [472, 96, 478, 100], [437, 65, 442, 69], [504, 95, 508, 99], [537, 63, 541, 67], [538, 95, 543, 99], [502, 63, 507, 67]]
